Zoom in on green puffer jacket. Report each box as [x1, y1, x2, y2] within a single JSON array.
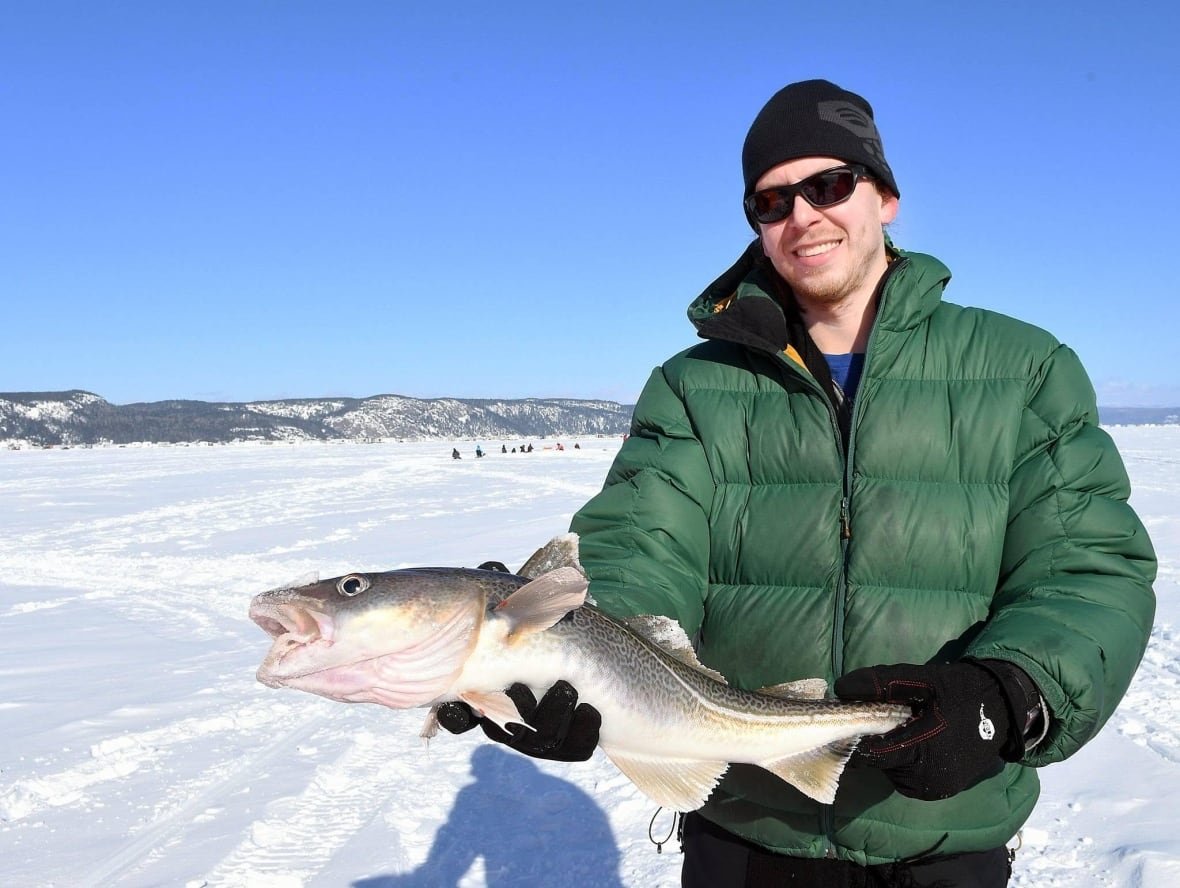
[[570, 246, 1157, 863]]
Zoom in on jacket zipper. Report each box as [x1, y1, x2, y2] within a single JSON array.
[[826, 408, 851, 859], [757, 349, 848, 859], [701, 256, 907, 857], [798, 258, 904, 856], [820, 261, 903, 855]]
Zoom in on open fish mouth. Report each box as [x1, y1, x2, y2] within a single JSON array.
[[250, 601, 341, 682], [250, 600, 335, 643], [249, 589, 486, 706]]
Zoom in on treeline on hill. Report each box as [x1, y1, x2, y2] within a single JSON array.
[[0, 391, 635, 446], [82, 401, 333, 444]]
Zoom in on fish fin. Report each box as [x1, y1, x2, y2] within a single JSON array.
[[517, 533, 586, 579], [602, 750, 727, 812], [760, 738, 859, 805], [420, 707, 441, 740], [494, 567, 588, 641], [755, 678, 830, 700], [623, 615, 729, 685], [458, 690, 533, 732]]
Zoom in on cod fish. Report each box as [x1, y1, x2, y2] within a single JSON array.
[[250, 563, 909, 810]]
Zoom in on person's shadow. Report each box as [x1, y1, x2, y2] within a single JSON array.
[[356, 745, 624, 887]]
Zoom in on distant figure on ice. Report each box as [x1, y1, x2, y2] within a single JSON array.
[[574, 442, 581, 449], [526, 443, 534, 453], [501, 444, 508, 454], [475, 445, 484, 458], [556, 442, 565, 451], [451, 448, 461, 460]]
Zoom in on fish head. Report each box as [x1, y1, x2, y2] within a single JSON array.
[[250, 567, 522, 709]]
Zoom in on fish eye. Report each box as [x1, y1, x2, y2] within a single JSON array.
[[336, 575, 370, 597]]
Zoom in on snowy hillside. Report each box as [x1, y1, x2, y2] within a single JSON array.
[[0, 391, 634, 447]]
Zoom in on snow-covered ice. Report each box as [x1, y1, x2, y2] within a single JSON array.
[[1, 429, 1177, 886]]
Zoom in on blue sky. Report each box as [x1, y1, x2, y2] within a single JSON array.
[[3, 1, 1177, 407]]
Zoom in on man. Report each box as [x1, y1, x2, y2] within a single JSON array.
[[442, 80, 1157, 886]]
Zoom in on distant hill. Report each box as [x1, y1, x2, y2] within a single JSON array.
[[2, 391, 1174, 448], [1097, 406, 1180, 426], [0, 390, 635, 447]]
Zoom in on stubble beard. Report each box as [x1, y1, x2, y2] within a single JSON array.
[[776, 232, 888, 311]]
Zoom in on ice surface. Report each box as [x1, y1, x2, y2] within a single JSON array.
[[1, 428, 1177, 886]]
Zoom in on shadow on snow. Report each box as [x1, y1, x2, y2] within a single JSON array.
[[355, 744, 625, 887]]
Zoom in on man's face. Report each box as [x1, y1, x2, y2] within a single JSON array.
[[754, 155, 899, 310]]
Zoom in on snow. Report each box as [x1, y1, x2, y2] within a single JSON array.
[[1, 428, 1177, 887]]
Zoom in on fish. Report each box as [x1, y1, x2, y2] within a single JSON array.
[[249, 542, 910, 810]]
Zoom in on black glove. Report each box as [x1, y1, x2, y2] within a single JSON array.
[[435, 680, 601, 762], [834, 660, 1025, 800]]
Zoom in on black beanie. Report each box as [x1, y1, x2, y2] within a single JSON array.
[[741, 79, 898, 199]]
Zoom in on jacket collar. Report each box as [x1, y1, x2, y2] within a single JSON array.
[[687, 240, 952, 350]]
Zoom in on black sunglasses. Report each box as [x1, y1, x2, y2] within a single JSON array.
[[744, 164, 872, 224]]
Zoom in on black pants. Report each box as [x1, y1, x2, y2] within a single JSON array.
[[681, 813, 1012, 888]]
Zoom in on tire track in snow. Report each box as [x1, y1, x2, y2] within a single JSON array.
[[201, 727, 435, 886], [77, 713, 329, 888], [0, 699, 307, 823]]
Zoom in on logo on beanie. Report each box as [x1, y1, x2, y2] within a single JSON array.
[[817, 100, 889, 172], [817, 100, 876, 137]]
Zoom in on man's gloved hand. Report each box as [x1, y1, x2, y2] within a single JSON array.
[[834, 660, 1025, 800], [435, 680, 601, 762]]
